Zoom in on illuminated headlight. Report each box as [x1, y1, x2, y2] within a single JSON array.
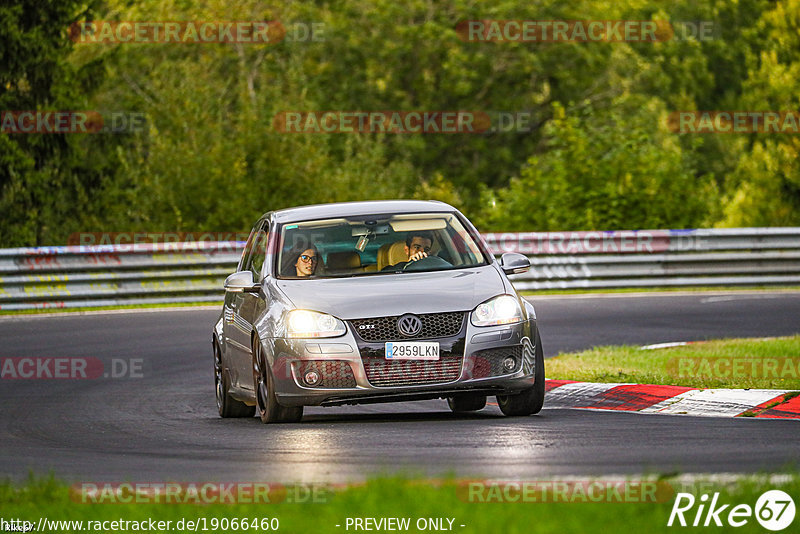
[[470, 295, 523, 327], [286, 310, 346, 338]]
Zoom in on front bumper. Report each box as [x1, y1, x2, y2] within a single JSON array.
[[264, 317, 538, 407]]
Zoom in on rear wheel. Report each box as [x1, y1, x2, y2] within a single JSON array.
[[447, 395, 487, 413], [214, 340, 255, 418], [497, 330, 545, 416], [252, 335, 303, 424]]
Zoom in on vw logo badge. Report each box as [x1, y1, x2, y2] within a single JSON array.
[[397, 314, 423, 337]]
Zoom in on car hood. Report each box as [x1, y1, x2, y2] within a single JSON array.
[[275, 265, 506, 320]]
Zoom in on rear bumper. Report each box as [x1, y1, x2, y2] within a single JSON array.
[[264, 318, 538, 407]]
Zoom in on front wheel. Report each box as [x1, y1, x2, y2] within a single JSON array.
[[252, 336, 303, 424], [214, 339, 255, 418], [497, 330, 545, 416]]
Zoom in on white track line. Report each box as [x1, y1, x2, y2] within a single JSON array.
[[639, 342, 690, 350]]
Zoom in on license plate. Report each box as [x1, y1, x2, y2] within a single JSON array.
[[384, 341, 440, 360]]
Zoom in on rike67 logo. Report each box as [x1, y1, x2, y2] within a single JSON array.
[[668, 490, 795, 531]]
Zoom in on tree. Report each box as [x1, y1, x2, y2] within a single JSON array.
[[0, 0, 115, 246], [485, 98, 715, 231], [718, 0, 800, 226]]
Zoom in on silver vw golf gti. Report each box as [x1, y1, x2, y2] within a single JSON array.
[[213, 200, 544, 423]]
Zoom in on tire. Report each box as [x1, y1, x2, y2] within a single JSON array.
[[252, 335, 303, 424], [447, 395, 487, 413], [497, 329, 546, 416], [214, 339, 255, 418]]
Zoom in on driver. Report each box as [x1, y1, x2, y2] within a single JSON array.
[[281, 244, 320, 277], [383, 231, 434, 271]]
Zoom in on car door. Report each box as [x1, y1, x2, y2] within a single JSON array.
[[222, 222, 258, 388], [228, 220, 270, 390], [222, 224, 256, 355]]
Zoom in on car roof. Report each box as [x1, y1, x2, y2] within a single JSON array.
[[267, 200, 457, 223]]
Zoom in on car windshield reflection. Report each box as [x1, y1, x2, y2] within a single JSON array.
[[275, 213, 489, 279]]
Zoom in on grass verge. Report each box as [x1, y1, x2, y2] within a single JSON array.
[[1, 474, 799, 533], [547, 335, 800, 389]]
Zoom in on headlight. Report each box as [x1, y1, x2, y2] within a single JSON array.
[[286, 310, 347, 338], [470, 295, 523, 327]]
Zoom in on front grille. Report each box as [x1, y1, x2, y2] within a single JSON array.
[[295, 360, 357, 388], [362, 353, 463, 387], [351, 312, 465, 342], [468, 346, 523, 379]]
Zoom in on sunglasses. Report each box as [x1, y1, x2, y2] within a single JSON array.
[[299, 254, 318, 263]]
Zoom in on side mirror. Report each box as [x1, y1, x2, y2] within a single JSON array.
[[499, 252, 531, 275], [224, 271, 260, 293]]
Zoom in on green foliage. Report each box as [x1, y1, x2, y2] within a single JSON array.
[[718, 0, 800, 226], [720, 139, 800, 227], [486, 98, 715, 230], [2, 0, 799, 245], [0, 0, 122, 246]]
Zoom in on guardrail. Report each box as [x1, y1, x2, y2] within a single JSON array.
[[0, 242, 241, 311], [486, 228, 800, 290], [1, 228, 798, 310]]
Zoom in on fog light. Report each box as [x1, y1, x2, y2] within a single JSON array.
[[304, 370, 321, 386], [502, 357, 517, 371]]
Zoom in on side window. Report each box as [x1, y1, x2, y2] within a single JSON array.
[[248, 227, 269, 280], [238, 227, 259, 272]]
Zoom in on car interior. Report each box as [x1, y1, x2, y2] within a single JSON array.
[[276, 214, 485, 278]]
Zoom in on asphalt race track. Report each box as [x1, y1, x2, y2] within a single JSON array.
[[1, 291, 799, 483]]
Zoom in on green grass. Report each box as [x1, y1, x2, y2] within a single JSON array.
[[2, 474, 799, 534], [547, 336, 800, 389]]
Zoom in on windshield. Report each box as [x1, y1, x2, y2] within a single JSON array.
[[275, 212, 489, 279]]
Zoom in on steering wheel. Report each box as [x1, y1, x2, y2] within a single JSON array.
[[402, 255, 452, 271]]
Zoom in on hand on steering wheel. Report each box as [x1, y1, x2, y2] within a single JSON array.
[[408, 251, 428, 263]]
